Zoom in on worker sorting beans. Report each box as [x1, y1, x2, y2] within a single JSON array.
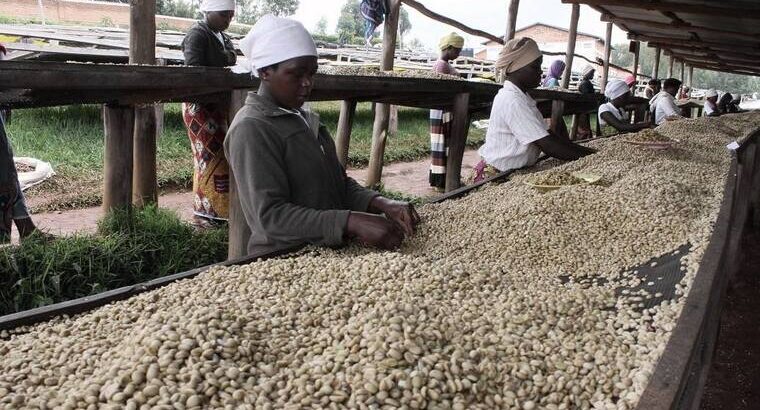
[[1, 111, 758, 409]]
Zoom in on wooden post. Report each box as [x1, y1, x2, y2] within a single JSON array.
[[550, 100, 565, 137], [154, 59, 167, 138], [632, 40, 640, 89], [335, 100, 358, 167], [389, 105, 399, 137], [667, 55, 674, 78], [445, 93, 470, 192], [366, 0, 401, 188], [688, 65, 694, 88], [103, 104, 135, 211], [561, 4, 580, 90], [505, 0, 520, 42], [601, 22, 613, 94], [652, 46, 661, 79], [680, 60, 686, 84], [130, 0, 157, 207], [227, 88, 251, 260]]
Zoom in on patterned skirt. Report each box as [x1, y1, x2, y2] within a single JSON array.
[[182, 103, 230, 221], [429, 109, 452, 189]]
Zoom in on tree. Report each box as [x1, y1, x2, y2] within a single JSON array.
[[236, 0, 300, 25], [156, 0, 198, 19], [398, 7, 411, 41], [336, 0, 363, 44], [314, 16, 328, 36], [406, 37, 425, 51]]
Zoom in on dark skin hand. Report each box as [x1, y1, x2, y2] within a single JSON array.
[[505, 56, 596, 161], [259, 56, 420, 250], [600, 92, 653, 132], [367, 196, 420, 237]]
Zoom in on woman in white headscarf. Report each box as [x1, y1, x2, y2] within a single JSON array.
[[703, 89, 720, 117], [180, 0, 237, 227], [598, 79, 652, 134], [224, 15, 420, 256]]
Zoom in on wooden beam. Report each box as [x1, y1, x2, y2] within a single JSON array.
[[400, 0, 504, 44], [130, 0, 158, 207], [599, 13, 760, 43], [227, 88, 253, 260], [652, 46, 661, 79], [688, 65, 694, 88], [667, 55, 674, 78], [445, 93, 470, 192], [679, 60, 685, 84], [335, 100, 358, 167], [366, 0, 401, 188], [561, 4, 580, 89], [504, 0, 520, 42], [629, 34, 760, 53], [561, 0, 760, 19], [601, 22, 613, 93], [103, 104, 135, 211]]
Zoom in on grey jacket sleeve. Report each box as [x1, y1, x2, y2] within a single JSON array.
[[344, 175, 379, 212], [182, 28, 206, 66], [226, 119, 350, 247]]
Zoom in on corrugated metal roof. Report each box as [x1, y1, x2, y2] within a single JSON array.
[[562, 0, 760, 77]]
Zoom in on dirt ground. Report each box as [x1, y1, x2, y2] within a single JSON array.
[[14, 150, 480, 239], [700, 224, 760, 409]]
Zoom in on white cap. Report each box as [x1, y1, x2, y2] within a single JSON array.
[[604, 79, 630, 100], [199, 0, 235, 12], [705, 89, 718, 98], [239, 14, 317, 77]]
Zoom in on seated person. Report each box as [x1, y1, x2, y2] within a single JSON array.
[[598, 79, 652, 133], [472, 38, 595, 183], [225, 15, 419, 254], [542, 60, 566, 88], [649, 78, 684, 125], [703, 89, 720, 117], [718, 92, 741, 114], [645, 79, 660, 99]]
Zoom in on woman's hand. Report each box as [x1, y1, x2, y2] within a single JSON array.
[[368, 197, 421, 237], [345, 212, 404, 250]]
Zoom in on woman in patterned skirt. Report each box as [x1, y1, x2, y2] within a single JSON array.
[[181, 0, 237, 226]]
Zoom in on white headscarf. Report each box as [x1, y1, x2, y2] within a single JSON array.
[[705, 89, 718, 98], [582, 65, 595, 77], [200, 0, 235, 12], [240, 14, 317, 77], [605, 79, 630, 100]]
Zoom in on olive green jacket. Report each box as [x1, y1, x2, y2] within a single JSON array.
[[224, 91, 379, 255]]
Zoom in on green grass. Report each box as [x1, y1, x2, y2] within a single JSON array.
[[7, 102, 484, 212], [0, 205, 227, 315], [6, 104, 193, 212]]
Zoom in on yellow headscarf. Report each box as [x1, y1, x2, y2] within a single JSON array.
[[495, 37, 542, 73], [438, 32, 465, 51]]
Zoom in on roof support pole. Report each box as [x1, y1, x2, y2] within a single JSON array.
[[667, 55, 674, 78], [600, 22, 613, 94], [445, 93, 471, 192], [688, 65, 694, 88], [505, 0, 520, 42], [631, 40, 640, 86], [103, 104, 135, 212], [680, 60, 686, 84], [561, 4, 580, 89], [652, 46, 661, 79], [335, 100, 358, 167], [130, 0, 158, 207], [366, 0, 401, 188]]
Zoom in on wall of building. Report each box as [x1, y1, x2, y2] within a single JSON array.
[[4, 0, 198, 31]]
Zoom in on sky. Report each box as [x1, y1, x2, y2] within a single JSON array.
[[292, 0, 629, 51]]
